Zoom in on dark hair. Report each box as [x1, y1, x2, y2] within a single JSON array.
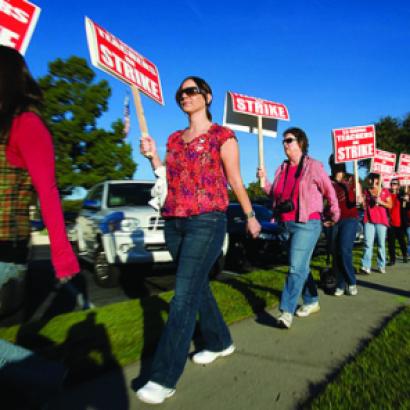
[[283, 127, 309, 154], [328, 154, 346, 176], [0, 45, 43, 139], [367, 172, 380, 182], [175, 76, 212, 121]]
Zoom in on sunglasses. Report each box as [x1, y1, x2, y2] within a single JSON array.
[[282, 137, 297, 145], [177, 86, 204, 102], [391, 182, 399, 185]]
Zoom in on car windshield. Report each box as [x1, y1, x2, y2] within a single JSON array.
[[107, 183, 153, 207]]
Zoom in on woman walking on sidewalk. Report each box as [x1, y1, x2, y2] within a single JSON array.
[[360, 173, 392, 274], [258, 128, 339, 329], [328, 155, 362, 297], [136, 76, 260, 404]]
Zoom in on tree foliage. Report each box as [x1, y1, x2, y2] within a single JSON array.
[[228, 181, 269, 203], [360, 113, 410, 171], [38, 56, 136, 191]]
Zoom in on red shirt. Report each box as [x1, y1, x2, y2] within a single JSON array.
[[162, 124, 235, 217], [273, 164, 320, 222], [389, 193, 401, 227], [7, 112, 79, 279], [333, 181, 359, 219], [363, 188, 391, 227]]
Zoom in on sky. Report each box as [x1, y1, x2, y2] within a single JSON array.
[[20, 0, 410, 193]]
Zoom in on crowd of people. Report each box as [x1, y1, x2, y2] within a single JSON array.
[[0, 45, 409, 406]]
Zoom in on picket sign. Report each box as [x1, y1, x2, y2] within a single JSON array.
[[223, 92, 290, 188], [85, 17, 163, 157], [332, 125, 376, 205], [370, 148, 397, 195], [0, 0, 40, 54]]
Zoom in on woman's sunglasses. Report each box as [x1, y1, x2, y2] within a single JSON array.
[[282, 137, 297, 145], [176, 86, 204, 102]]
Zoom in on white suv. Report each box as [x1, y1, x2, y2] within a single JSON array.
[[75, 180, 227, 287]]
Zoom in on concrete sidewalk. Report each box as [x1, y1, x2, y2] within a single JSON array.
[[50, 263, 409, 410]]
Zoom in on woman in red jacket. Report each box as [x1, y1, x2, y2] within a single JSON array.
[[387, 178, 408, 264]]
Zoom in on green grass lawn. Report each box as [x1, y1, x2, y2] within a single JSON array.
[[307, 306, 410, 410]]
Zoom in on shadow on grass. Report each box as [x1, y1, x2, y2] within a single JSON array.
[[356, 279, 410, 298], [13, 311, 129, 409], [224, 277, 282, 328], [296, 307, 406, 409]]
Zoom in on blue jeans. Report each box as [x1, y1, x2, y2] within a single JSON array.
[[361, 223, 387, 269], [332, 218, 358, 288], [150, 212, 232, 388], [280, 219, 322, 314], [407, 227, 410, 255]]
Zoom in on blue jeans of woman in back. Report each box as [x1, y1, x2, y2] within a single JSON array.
[[332, 218, 358, 288], [150, 212, 232, 389], [361, 223, 387, 269], [279, 219, 322, 314]]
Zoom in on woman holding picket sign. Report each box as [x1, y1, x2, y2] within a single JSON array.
[[258, 128, 339, 329], [137, 76, 260, 404]]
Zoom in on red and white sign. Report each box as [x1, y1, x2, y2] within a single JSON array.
[[371, 149, 396, 175], [229, 92, 290, 121], [332, 125, 376, 163], [382, 172, 410, 187], [0, 0, 40, 54], [85, 17, 163, 105], [397, 153, 410, 175]]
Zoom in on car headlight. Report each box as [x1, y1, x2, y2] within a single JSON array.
[[120, 218, 141, 232]]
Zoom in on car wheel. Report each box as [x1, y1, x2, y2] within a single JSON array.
[[93, 250, 121, 288], [209, 253, 225, 280]]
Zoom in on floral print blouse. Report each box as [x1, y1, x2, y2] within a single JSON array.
[[162, 124, 236, 217]]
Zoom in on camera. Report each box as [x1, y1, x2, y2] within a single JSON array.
[[275, 199, 294, 215]]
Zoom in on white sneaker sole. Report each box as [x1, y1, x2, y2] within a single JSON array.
[[295, 305, 320, 317], [192, 345, 235, 365], [136, 389, 175, 404]]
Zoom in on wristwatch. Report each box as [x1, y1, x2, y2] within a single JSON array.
[[245, 210, 256, 220]]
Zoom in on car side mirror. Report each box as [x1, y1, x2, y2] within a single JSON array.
[[83, 199, 101, 210]]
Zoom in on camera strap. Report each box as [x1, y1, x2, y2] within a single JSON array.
[[278, 155, 305, 202]]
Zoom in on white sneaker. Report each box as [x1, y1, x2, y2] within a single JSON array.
[[295, 302, 320, 317], [334, 288, 345, 297], [347, 285, 358, 296], [360, 266, 371, 275], [377, 267, 386, 274], [277, 312, 293, 328], [192, 344, 235, 365], [136, 381, 175, 404]]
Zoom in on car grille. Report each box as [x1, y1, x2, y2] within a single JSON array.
[[148, 216, 165, 230]]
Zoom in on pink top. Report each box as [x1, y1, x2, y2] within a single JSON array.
[[7, 112, 79, 279], [264, 156, 340, 224], [163, 124, 235, 217], [274, 164, 320, 222], [363, 188, 391, 227]]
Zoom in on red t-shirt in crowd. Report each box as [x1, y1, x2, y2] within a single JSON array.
[[389, 193, 401, 227], [162, 124, 235, 218], [333, 181, 359, 219], [363, 188, 391, 227]]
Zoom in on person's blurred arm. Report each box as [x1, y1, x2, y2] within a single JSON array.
[[14, 113, 79, 280]]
